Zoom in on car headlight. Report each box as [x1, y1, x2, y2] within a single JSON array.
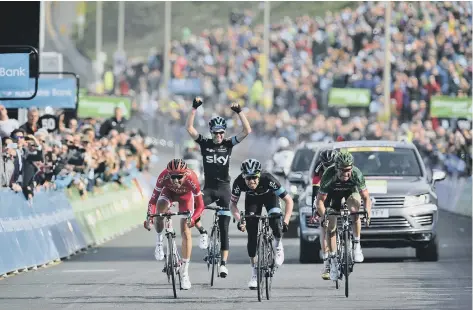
[[290, 185, 298, 194], [404, 194, 430, 207]]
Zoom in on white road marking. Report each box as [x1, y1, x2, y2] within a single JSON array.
[[62, 269, 116, 273]]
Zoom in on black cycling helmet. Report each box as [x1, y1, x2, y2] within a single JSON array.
[[240, 158, 262, 176], [208, 116, 227, 132], [320, 149, 338, 167]]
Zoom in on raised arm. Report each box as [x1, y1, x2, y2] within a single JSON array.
[[231, 103, 252, 143], [186, 97, 203, 140]]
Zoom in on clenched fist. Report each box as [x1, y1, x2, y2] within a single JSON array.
[[230, 102, 242, 114], [192, 97, 203, 109]]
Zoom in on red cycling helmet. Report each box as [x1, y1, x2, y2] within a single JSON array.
[[167, 159, 188, 174]]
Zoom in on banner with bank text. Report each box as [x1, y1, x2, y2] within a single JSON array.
[[1, 77, 77, 108]]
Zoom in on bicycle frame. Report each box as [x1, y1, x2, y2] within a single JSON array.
[[324, 203, 366, 298], [203, 205, 223, 286], [147, 210, 191, 298], [242, 212, 282, 302]]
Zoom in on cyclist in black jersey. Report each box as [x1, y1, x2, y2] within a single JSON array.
[[185, 97, 252, 279], [230, 159, 294, 289]]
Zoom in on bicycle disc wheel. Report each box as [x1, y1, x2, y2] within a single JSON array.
[[256, 233, 265, 302], [265, 238, 273, 300], [210, 227, 218, 286], [344, 230, 350, 298], [168, 237, 177, 298]]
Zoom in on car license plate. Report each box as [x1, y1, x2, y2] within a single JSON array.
[[299, 207, 312, 214], [371, 209, 389, 218]]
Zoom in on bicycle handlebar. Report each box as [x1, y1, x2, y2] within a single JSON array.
[[240, 211, 282, 220], [205, 206, 224, 211], [148, 211, 192, 218], [145, 211, 192, 232]]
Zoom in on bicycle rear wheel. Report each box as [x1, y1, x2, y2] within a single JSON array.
[[210, 227, 218, 286], [256, 233, 265, 302], [344, 230, 350, 298], [168, 237, 177, 298], [265, 238, 273, 300]]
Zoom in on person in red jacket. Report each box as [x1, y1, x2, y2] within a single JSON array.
[[144, 158, 204, 290]]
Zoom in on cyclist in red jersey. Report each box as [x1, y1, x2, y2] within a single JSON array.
[[144, 159, 205, 290], [309, 149, 337, 280]]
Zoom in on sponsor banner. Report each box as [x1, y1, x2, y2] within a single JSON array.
[[430, 96, 472, 119], [0, 53, 30, 92], [77, 95, 132, 118], [1, 78, 77, 108], [328, 88, 371, 107]]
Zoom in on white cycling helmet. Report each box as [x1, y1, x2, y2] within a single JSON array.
[[277, 137, 290, 149]]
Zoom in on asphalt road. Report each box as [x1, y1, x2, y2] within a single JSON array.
[[0, 154, 471, 310]]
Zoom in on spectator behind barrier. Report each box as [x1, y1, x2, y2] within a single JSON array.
[[1, 108, 156, 202]]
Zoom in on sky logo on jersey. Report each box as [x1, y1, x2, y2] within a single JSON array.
[[205, 154, 229, 165]]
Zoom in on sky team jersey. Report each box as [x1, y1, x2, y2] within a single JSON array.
[[318, 165, 367, 199], [195, 134, 240, 184], [231, 170, 288, 203], [148, 168, 205, 221]]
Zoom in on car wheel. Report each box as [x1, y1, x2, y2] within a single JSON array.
[[415, 236, 439, 262], [299, 234, 322, 264]]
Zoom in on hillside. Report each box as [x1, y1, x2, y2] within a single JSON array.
[[73, 1, 357, 60]]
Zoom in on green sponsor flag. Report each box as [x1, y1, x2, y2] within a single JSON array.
[[78, 95, 132, 118], [328, 88, 371, 107], [430, 96, 472, 119]]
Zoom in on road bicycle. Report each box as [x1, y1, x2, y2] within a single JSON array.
[[241, 211, 282, 302], [324, 202, 368, 298], [146, 210, 191, 299], [203, 205, 225, 286]]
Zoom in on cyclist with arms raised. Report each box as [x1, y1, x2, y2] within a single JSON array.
[[315, 150, 371, 281], [310, 149, 338, 280], [231, 159, 294, 289], [186, 97, 252, 278], [144, 159, 205, 290]]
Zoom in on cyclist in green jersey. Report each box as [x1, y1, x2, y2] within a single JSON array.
[[315, 150, 372, 281]]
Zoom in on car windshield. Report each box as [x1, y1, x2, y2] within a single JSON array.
[[290, 148, 315, 172], [336, 146, 423, 177]]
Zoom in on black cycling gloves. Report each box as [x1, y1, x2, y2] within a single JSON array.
[[230, 103, 242, 114], [192, 97, 203, 109]]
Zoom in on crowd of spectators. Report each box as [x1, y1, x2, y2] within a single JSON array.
[[0, 104, 157, 202], [102, 2, 472, 176]]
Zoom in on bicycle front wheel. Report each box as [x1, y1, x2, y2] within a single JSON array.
[[168, 237, 177, 299], [210, 227, 218, 286], [344, 230, 350, 298], [256, 233, 265, 302], [265, 238, 274, 300]]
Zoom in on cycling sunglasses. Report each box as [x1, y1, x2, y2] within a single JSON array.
[[211, 131, 225, 136], [244, 174, 260, 181], [338, 166, 353, 173], [170, 174, 184, 180]]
